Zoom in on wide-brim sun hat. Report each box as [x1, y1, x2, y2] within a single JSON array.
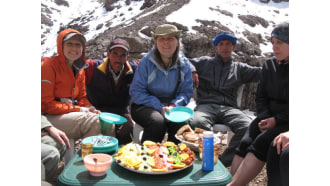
[[213, 32, 237, 46], [271, 22, 289, 44], [151, 24, 181, 40], [63, 32, 86, 44]]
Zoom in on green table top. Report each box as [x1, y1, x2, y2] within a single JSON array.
[[58, 149, 232, 186]]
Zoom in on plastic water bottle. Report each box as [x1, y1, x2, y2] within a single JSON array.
[[202, 131, 214, 171]]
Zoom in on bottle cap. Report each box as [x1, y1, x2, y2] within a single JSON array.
[[203, 131, 214, 137]]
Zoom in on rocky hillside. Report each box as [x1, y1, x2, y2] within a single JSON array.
[[41, 0, 289, 111]]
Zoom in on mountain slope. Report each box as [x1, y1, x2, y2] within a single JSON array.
[[41, 0, 289, 58]]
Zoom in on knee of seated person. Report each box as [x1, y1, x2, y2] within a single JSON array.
[[85, 120, 101, 136], [93, 121, 101, 134], [280, 147, 289, 160], [47, 146, 61, 163], [237, 138, 253, 155], [59, 143, 67, 157], [189, 118, 210, 130]]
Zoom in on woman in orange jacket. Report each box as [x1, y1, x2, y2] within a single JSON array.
[[41, 29, 100, 140]]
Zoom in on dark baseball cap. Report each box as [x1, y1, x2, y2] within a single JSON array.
[[108, 38, 130, 52]]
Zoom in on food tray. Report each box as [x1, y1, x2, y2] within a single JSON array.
[[175, 133, 222, 152]]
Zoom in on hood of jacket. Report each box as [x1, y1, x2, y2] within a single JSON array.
[[56, 29, 87, 69]]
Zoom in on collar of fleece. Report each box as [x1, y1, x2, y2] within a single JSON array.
[[97, 57, 133, 75]]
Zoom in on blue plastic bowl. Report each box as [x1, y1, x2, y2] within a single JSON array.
[[99, 112, 127, 136], [82, 136, 118, 153], [164, 106, 194, 123]]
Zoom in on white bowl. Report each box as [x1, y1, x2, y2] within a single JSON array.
[[83, 153, 112, 176]]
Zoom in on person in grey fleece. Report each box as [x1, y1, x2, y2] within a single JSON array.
[[189, 32, 261, 167]]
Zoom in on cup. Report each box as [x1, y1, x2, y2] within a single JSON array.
[[99, 117, 114, 136], [198, 142, 219, 164], [81, 143, 93, 159]]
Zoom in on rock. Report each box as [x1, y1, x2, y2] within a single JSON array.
[[41, 13, 53, 27], [140, 0, 156, 10], [209, 7, 233, 17], [54, 0, 69, 7], [104, 0, 119, 11], [96, 24, 103, 30], [125, 0, 131, 5], [140, 26, 153, 38], [182, 33, 214, 58], [243, 30, 265, 46], [235, 38, 262, 56], [238, 15, 269, 28]]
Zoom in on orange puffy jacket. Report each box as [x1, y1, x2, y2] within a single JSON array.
[[41, 29, 92, 114]]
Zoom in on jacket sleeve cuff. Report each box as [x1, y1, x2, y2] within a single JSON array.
[[73, 105, 81, 112]]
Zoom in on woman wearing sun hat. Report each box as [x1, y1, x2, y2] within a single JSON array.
[[129, 24, 193, 143], [227, 22, 289, 186]]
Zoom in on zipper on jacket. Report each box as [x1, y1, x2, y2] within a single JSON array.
[[71, 63, 88, 102]]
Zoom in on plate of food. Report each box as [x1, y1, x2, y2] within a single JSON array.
[[175, 124, 222, 152], [164, 106, 194, 123], [114, 141, 195, 175]]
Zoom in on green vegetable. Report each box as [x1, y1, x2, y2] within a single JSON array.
[[168, 146, 177, 155], [173, 154, 182, 164]]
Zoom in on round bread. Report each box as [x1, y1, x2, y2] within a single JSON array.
[[184, 132, 200, 141], [194, 128, 206, 134], [176, 124, 193, 135]]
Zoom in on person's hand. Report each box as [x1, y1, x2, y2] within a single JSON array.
[[273, 131, 289, 154], [44, 126, 70, 150], [124, 113, 132, 121], [80, 106, 101, 114], [41, 130, 48, 137], [86, 106, 101, 114], [192, 72, 199, 88], [60, 98, 73, 104], [161, 106, 173, 117], [258, 117, 276, 132]]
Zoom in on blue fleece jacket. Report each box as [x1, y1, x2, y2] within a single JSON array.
[[129, 49, 193, 113]]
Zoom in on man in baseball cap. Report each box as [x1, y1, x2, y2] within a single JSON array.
[[84, 38, 138, 145]]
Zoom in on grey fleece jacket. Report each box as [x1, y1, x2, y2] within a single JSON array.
[[190, 54, 262, 108]]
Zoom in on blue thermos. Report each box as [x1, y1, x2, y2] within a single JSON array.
[[202, 131, 214, 171]]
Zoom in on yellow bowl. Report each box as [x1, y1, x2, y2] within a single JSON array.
[[83, 153, 112, 176]]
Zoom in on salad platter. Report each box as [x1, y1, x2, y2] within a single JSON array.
[[114, 141, 195, 175]]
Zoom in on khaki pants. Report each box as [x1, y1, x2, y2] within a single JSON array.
[[46, 112, 100, 139], [41, 135, 66, 181]]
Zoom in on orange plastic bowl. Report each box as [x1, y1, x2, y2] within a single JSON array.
[[83, 153, 112, 176]]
